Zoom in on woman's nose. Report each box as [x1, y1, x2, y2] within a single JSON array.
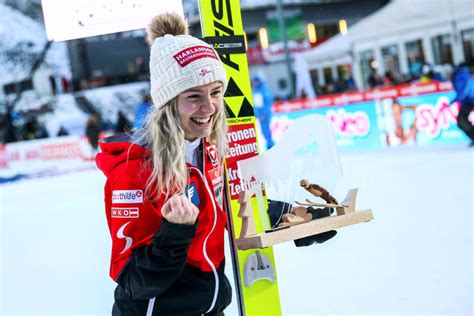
[[200, 96, 214, 113]]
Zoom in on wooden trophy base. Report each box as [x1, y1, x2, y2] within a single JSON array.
[[235, 184, 374, 251]]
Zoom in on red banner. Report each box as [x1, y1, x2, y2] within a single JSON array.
[[0, 144, 7, 169], [273, 81, 454, 113]]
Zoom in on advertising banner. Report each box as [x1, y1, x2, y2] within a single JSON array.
[[271, 82, 473, 150], [225, 119, 260, 199], [0, 135, 96, 183], [271, 101, 382, 150], [396, 92, 468, 145]]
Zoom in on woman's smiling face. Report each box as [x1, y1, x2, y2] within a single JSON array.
[[176, 81, 224, 141]]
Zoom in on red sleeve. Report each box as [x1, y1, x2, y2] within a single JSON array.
[[104, 161, 197, 299]]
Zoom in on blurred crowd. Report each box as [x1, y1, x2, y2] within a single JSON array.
[[313, 62, 455, 97], [1, 61, 471, 150], [0, 103, 52, 144], [366, 63, 450, 89]]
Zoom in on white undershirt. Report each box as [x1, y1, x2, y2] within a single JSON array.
[[185, 138, 201, 167]]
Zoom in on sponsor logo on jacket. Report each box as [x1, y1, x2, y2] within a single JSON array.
[[112, 190, 143, 204], [111, 207, 139, 218], [117, 221, 133, 254], [186, 182, 200, 206], [207, 145, 218, 166]]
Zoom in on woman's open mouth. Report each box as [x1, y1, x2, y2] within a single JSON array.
[[191, 116, 212, 125]]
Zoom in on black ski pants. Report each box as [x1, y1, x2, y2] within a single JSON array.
[[457, 100, 474, 142]]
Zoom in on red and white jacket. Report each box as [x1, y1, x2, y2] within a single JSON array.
[[96, 133, 231, 316]]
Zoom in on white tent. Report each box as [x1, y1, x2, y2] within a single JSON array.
[[303, 0, 474, 88], [304, 34, 351, 70], [349, 0, 474, 44], [349, 0, 474, 87]]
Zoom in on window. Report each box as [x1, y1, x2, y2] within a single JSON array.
[[381, 44, 401, 81], [405, 39, 425, 78], [323, 67, 333, 84], [461, 28, 474, 67], [359, 49, 376, 88], [431, 34, 453, 65], [337, 64, 347, 81]]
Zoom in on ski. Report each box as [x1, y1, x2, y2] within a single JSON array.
[[197, 1, 283, 315]]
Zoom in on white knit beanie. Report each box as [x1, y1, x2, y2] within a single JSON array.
[[146, 13, 228, 109]]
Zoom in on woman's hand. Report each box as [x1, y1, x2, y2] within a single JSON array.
[[161, 194, 199, 225]]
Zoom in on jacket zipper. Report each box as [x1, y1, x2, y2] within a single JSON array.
[[188, 166, 220, 314], [146, 297, 155, 316]]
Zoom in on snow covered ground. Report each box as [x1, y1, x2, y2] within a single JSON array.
[[1, 144, 472, 315]]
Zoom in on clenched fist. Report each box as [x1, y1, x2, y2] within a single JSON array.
[[161, 194, 199, 225]]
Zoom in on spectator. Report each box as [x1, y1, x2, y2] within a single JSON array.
[[368, 70, 383, 88], [251, 75, 275, 149], [85, 114, 101, 154], [383, 71, 395, 86], [115, 111, 131, 134], [420, 64, 434, 83], [3, 103, 18, 143], [133, 94, 152, 129], [408, 55, 422, 79], [325, 81, 337, 94], [345, 74, 356, 91], [61, 76, 69, 93], [57, 126, 69, 137], [49, 74, 57, 95], [451, 63, 474, 146], [23, 117, 49, 140]]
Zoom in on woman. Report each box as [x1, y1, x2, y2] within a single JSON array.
[[96, 13, 231, 315]]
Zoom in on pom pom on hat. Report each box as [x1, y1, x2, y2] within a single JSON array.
[[146, 13, 228, 109], [146, 12, 189, 45]]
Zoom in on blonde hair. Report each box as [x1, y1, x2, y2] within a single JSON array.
[[143, 97, 227, 198]]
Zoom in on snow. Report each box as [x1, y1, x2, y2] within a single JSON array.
[[1, 144, 472, 315], [0, 1, 146, 131], [41, 94, 89, 136], [83, 81, 148, 125], [0, 3, 70, 88]]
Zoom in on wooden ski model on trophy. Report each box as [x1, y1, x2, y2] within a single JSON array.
[[236, 182, 374, 250]]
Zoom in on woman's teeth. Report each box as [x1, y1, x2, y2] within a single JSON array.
[[192, 117, 211, 124]]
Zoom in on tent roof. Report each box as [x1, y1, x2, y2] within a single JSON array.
[[303, 0, 474, 67], [304, 34, 351, 67], [350, 0, 474, 43]]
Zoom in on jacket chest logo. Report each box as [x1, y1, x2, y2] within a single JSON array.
[[206, 145, 218, 166]]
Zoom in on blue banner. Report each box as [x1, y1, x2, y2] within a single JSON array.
[[269, 90, 472, 150]]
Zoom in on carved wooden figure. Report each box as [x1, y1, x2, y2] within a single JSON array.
[[235, 180, 374, 250]]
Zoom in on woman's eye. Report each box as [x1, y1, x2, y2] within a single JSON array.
[[212, 90, 222, 97], [187, 94, 199, 99]]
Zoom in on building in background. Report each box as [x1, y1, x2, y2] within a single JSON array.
[[305, 0, 474, 90], [186, 0, 389, 100], [67, 30, 149, 91]]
